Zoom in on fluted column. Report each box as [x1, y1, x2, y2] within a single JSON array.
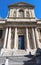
[[14, 28, 18, 50], [26, 28, 30, 50], [7, 27, 11, 49], [35, 28, 40, 48], [3, 28, 8, 48], [32, 28, 36, 49]]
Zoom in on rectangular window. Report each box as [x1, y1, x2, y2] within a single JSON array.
[[40, 30, 41, 34]]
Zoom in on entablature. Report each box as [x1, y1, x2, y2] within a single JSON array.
[[5, 21, 37, 28], [6, 17, 36, 22]]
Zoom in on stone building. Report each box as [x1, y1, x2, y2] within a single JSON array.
[[0, 2, 41, 65]]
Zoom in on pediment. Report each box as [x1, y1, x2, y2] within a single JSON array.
[[8, 2, 34, 8]]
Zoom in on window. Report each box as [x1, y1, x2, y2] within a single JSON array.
[[19, 9, 24, 17], [40, 30, 41, 34], [39, 29, 41, 42], [39, 29, 41, 36], [0, 30, 3, 39], [26, 11, 30, 17]]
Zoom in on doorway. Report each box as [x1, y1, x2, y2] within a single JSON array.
[[18, 35, 24, 49]]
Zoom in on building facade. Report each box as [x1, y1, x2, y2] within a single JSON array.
[[0, 2, 41, 65]]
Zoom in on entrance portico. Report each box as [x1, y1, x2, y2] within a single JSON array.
[[3, 27, 37, 49], [1, 26, 38, 56]]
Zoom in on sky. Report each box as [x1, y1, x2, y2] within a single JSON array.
[[0, 0, 41, 19]]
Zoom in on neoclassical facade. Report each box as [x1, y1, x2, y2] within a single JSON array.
[[0, 2, 41, 65]]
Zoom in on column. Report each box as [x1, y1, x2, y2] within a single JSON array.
[[32, 28, 36, 49], [26, 28, 30, 50], [14, 28, 17, 49], [3, 28, 8, 48], [35, 28, 40, 48], [7, 27, 11, 49]]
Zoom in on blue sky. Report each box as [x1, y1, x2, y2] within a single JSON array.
[[0, 0, 41, 19]]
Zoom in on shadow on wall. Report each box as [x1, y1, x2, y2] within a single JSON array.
[[24, 48, 41, 65]]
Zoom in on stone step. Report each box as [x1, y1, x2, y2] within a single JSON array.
[[0, 56, 36, 65], [1, 49, 28, 56], [9, 62, 36, 65], [8, 56, 32, 62], [13, 50, 29, 56], [0, 56, 6, 65], [1, 49, 37, 56], [0, 56, 35, 62]]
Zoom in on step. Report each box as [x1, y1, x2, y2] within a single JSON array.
[[0, 56, 37, 65], [13, 50, 29, 56], [0, 56, 6, 65], [1, 49, 37, 56], [8, 56, 32, 62], [9, 62, 36, 65]]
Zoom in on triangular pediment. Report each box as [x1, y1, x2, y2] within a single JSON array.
[[8, 2, 34, 8], [14, 2, 29, 5]]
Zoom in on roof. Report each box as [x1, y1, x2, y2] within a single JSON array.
[[8, 2, 34, 8]]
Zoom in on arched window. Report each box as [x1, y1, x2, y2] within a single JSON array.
[[19, 9, 24, 17], [0, 30, 3, 39]]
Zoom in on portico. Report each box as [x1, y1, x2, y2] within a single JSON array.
[[1, 25, 38, 56]]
